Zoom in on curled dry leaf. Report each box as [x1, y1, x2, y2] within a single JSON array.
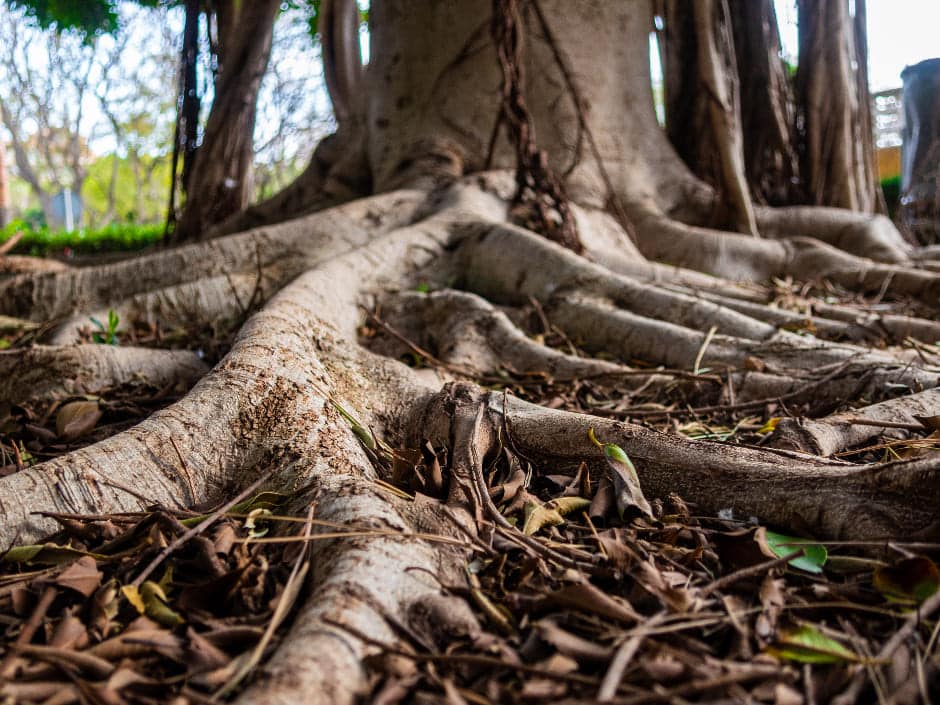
[[522, 496, 590, 535], [55, 400, 102, 441]]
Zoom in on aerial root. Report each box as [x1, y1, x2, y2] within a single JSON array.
[[0, 344, 209, 404], [770, 387, 940, 456]]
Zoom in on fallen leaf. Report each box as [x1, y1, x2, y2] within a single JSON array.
[[767, 623, 859, 664], [54, 556, 103, 597], [522, 496, 590, 535], [55, 400, 102, 440], [874, 556, 940, 605], [759, 529, 827, 574]]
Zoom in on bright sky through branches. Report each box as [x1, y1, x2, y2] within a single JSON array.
[[774, 0, 940, 91]]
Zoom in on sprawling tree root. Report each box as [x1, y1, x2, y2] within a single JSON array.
[[3, 177, 940, 703], [771, 388, 940, 456], [0, 345, 208, 403]]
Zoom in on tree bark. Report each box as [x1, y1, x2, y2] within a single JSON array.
[[728, 0, 800, 206], [0, 139, 9, 228], [3, 3, 940, 703], [171, 0, 280, 243], [795, 0, 881, 213]]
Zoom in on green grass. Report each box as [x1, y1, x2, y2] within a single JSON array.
[[0, 221, 164, 257]]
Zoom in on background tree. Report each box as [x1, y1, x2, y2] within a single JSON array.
[[0, 7, 97, 223], [795, 0, 884, 212], [1, 2, 939, 703]]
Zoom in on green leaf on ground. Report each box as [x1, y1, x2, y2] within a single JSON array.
[[761, 529, 827, 574], [768, 623, 859, 664]]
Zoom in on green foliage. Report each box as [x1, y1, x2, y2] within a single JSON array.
[[82, 154, 172, 225], [880, 175, 900, 217], [0, 220, 163, 256], [90, 309, 120, 345], [9, 0, 163, 36]]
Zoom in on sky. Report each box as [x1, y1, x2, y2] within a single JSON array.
[[774, 0, 940, 91]]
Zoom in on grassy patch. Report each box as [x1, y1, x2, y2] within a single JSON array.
[[0, 221, 163, 256]]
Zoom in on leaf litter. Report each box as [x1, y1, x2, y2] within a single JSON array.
[[2, 290, 940, 703]]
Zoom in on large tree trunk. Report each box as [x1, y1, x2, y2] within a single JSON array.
[[794, 0, 882, 213], [2, 2, 940, 703], [728, 0, 800, 206], [171, 0, 280, 243]]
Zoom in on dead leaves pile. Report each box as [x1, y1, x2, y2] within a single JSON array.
[[0, 494, 306, 704], [369, 437, 940, 704]]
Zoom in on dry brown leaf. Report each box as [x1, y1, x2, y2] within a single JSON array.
[[54, 556, 103, 597], [55, 400, 102, 440]]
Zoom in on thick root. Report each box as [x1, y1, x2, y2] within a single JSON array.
[[0, 345, 208, 404], [771, 388, 940, 456]]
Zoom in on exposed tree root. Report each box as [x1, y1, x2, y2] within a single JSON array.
[[2, 176, 940, 703], [632, 209, 940, 303], [771, 388, 940, 456], [0, 345, 208, 403]]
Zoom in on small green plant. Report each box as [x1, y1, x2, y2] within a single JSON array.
[[90, 309, 120, 345]]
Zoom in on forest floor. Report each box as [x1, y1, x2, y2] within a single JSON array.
[[1, 275, 938, 704]]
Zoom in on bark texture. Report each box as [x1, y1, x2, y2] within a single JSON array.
[[4, 2, 940, 703], [795, 0, 881, 213], [172, 0, 280, 242]]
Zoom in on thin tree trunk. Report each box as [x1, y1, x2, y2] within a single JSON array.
[[728, 0, 799, 206], [0, 139, 9, 228], [172, 0, 280, 242]]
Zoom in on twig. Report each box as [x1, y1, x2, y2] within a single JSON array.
[[624, 358, 858, 418], [841, 417, 927, 432], [598, 612, 667, 701], [130, 469, 274, 587], [700, 549, 803, 596], [693, 326, 718, 375]]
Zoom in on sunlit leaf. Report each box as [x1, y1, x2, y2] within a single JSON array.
[[758, 417, 780, 434], [768, 623, 859, 664], [123, 581, 184, 627], [760, 529, 827, 574]]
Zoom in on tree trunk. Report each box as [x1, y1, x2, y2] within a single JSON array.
[[2, 2, 940, 703], [0, 139, 9, 228], [900, 58, 940, 245], [171, 0, 280, 243], [795, 0, 881, 212], [728, 0, 800, 206]]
